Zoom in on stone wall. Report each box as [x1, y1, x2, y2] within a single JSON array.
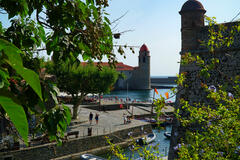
[[178, 50, 240, 104], [0, 124, 152, 160], [129, 53, 151, 90], [168, 22, 240, 159]]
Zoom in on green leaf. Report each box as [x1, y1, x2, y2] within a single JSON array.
[[0, 96, 29, 145], [38, 26, 46, 42], [20, 0, 29, 18], [0, 69, 9, 89], [50, 91, 58, 104], [0, 39, 42, 100], [15, 67, 43, 100], [104, 16, 111, 25], [0, 22, 3, 33], [62, 104, 71, 125], [0, 79, 3, 88]]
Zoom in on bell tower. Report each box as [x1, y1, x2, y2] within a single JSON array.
[[139, 44, 150, 69], [137, 44, 151, 89]]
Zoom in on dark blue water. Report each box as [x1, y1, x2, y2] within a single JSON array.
[[101, 126, 172, 159]]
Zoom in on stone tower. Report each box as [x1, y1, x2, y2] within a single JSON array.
[[133, 44, 151, 90], [179, 0, 206, 53], [169, 1, 207, 159], [169, 0, 240, 159]]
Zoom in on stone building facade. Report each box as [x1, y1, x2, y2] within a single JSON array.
[[80, 44, 151, 90], [114, 44, 151, 90], [169, 0, 240, 159]]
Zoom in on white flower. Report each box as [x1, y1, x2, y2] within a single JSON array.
[[174, 143, 184, 150], [228, 92, 234, 99], [208, 85, 216, 92]]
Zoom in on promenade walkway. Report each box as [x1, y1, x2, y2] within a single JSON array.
[[65, 104, 174, 138]]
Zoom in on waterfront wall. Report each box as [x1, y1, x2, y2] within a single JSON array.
[[0, 124, 152, 160], [151, 77, 177, 85]]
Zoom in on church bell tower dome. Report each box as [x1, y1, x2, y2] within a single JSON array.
[[139, 44, 150, 56]]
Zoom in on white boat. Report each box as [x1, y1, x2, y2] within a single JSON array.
[[136, 133, 156, 146], [145, 133, 156, 144], [79, 154, 106, 160], [164, 132, 171, 139]]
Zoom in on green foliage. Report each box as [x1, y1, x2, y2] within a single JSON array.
[[204, 16, 238, 53], [154, 96, 166, 127], [0, 96, 28, 144], [47, 60, 119, 96], [0, 38, 42, 145], [45, 60, 119, 119], [37, 104, 71, 144], [0, 0, 114, 146], [174, 17, 240, 159], [106, 136, 162, 160]]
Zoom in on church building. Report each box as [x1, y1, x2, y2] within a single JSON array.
[[114, 44, 151, 90]]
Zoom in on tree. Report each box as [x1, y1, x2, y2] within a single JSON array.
[[0, 0, 114, 145], [46, 60, 119, 119]]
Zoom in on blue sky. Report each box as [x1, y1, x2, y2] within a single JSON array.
[[106, 0, 240, 76], [0, 0, 239, 76]]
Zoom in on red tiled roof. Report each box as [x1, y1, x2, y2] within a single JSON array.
[[115, 62, 134, 71], [81, 62, 134, 71], [140, 44, 149, 52]]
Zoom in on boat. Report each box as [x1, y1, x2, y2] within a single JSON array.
[[79, 154, 106, 160], [136, 133, 156, 146], [164, 132, 171, 139], [145, 133, 156, 144]]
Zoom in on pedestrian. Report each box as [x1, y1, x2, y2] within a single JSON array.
[[89, 112, 93, 125], [95, 113, 99, 124], [123, 113, 126, 124], [119, 104, 123, 109]]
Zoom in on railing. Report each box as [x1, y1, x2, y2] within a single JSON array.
[[67, 125, 117, 138]]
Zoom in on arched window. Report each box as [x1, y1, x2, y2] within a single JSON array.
[[143, 57, 146, 63]]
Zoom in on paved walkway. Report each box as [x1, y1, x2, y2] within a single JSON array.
[[65, 104, 174, 138]]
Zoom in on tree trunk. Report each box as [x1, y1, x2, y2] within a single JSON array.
[[72, 103, 79, 120], [72, 93, 85, 120]]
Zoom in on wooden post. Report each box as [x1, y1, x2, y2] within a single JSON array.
[[99, 93, 101, 111], [127, 82, 128, 110], [151, 89, 155, 114], [132, 105, 134, 119]]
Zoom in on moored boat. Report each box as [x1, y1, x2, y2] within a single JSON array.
[[136, 133, 156, 146], [164, 132, 171, 139], [79, 154, 106, 160]]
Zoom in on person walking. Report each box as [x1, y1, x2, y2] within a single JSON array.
[[89, 112, 93, 125], [123, 113, 126, 124], [95, 113, 99, 125]]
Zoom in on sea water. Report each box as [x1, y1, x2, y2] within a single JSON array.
[[101, 83, 175, 159], [101, 126, 172, 159], [103, 87, 176, 103]]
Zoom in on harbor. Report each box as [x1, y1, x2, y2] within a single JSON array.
[[0, 98, 174, 160]]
